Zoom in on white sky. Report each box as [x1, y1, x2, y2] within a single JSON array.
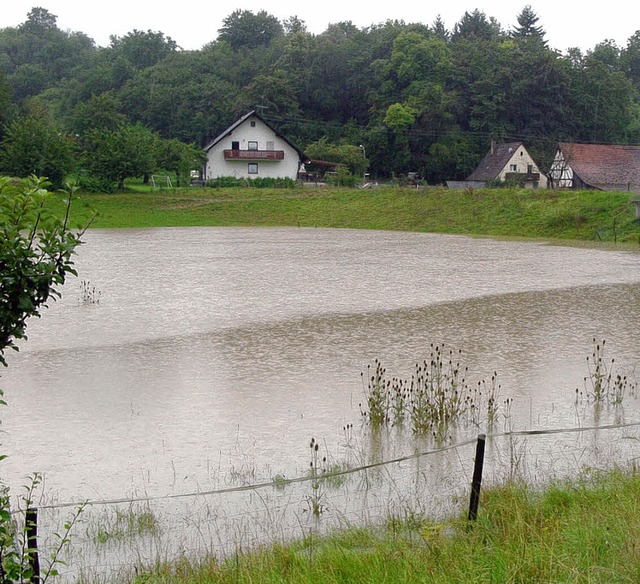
[[2, 0, 639, 54]]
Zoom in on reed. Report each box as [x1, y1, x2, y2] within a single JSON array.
[[579, 338, 638, 404], [360, 344, 507, 437]]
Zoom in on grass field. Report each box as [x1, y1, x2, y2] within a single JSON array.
[[65, 183, 640, 243], [133, 469, 640, 583]]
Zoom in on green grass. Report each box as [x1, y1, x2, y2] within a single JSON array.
[[133, 470, 640, 583], [63, 184, 640, 243]]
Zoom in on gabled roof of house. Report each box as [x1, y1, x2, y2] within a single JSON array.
[[466, 142, 523, 181], [557, 142, 640, 190], [204, 110, 305, 160]]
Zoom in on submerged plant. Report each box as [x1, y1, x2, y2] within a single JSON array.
[[90, 504, 158, 544], [360, 344, 509, 437], [581, 338, 637, 404], [79, 280, 102, 305], [304, 438, 328, 517]]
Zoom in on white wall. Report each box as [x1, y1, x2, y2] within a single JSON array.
[[548, 150, 574, 188], [498, 145, 548, 188]]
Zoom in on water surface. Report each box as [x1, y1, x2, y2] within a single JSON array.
[[2, 227, 639, 502]]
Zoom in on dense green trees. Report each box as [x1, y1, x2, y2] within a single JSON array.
[[1, 7, 640, 184], [0, 113, 76, 187], [81, 123, 158, 191]]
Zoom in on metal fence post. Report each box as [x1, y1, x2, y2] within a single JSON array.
[[468, 434, 486, 522], [26, 507, 40, 583]]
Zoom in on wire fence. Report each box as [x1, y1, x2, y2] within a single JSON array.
[[17, 420, 640, 583]]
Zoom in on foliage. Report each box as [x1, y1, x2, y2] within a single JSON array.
[[0, 8, 95, 102], [0, 114, 77, 188], [155, 139, 206, 186], [0, 175, 83, 365], [218, 10, 284, 50], [326, 167, 360, 187], [108, 30, 178, 70], [81, 123, 158, 191], [4, 6, 640, 181], [0, 175, 84, 582], [0, 474, 83, 583], [511, 5, 547, 45], [304, 137, 367, 177], [205, 176, 296, 189]]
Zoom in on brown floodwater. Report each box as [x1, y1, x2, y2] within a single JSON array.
[[2, 227, 639, 503]]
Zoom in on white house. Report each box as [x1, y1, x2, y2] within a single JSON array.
[[461, 141, 547, 189], [203, 111, 305, 180]]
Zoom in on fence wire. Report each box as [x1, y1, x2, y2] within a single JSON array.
[[18, 421, 640, 583]]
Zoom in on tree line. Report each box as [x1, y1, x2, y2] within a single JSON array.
[[1, 6, 640, 187]]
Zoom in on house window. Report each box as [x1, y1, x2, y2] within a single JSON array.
[[250, 121, 256, 127], [266, 141, 275, 151], [248, 163, 258, 174], [527, 164, 533, 173], [231, 141, 240, 150], [248, 141, 258, 150], [510, 164, 517, 171]]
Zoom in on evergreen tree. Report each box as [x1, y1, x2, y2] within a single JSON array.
[[511, 5, 547, 46]]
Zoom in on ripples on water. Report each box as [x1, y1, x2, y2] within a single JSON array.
[[1, 227, 640, 579]]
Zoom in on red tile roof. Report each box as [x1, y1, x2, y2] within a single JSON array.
[[558, 142, 640, 191]]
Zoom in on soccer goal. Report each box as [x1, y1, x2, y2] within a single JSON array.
[[151, 175, 173, 189]]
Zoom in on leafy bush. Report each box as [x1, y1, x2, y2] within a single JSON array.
[[326, 167, 359, 187], [206, 176, 296, 189]]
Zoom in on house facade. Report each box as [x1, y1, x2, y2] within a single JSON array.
[[548, 143, 640, 192], [463, 141, 547, 189], [203, 111, 305, 180]]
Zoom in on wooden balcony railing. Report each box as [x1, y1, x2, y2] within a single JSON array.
[[224, 149, 285, 160]]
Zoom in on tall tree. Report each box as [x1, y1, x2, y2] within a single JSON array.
[[81, 123, 158, 190], [451, 10, 502, 41], [156, 138, 206, 185], [0, 71, 14, 136], [0, 114, 76, 187], [109, 29, 178, 69], [511, 5, 547, 46], [217, 10, 284, 50]]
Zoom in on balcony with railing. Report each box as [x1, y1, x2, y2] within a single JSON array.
[[224, 149, 285, 160], [505, 172, 540, 182]]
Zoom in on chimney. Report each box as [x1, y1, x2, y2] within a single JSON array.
[[490, 140, 496, 155]]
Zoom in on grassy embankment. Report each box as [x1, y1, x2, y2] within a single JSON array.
[[65, 184, 640, 243], [133, 470, 640, 583]]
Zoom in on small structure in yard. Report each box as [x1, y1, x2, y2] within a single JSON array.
[[203, 111, 306, 181], [457, 141, 547, 189], [548, 142, 640, 192]]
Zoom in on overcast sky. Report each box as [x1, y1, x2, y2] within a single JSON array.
[[2, 0, 639, 54]]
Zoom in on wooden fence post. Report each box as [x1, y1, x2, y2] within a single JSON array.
[[26, 507, 40, 583], [468, 434, 486, 522]]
